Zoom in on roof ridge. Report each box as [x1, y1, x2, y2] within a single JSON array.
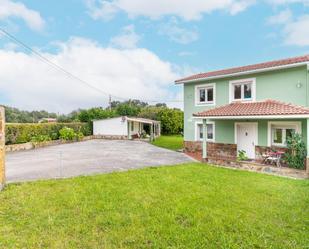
[[176, 54, 309, 83]]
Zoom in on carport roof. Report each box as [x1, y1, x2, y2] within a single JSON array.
[[126, 117, 160, 124], [92, 116, 160, 124]]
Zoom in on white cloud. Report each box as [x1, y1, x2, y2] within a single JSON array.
[[85, 0, 256, 21], [268, 9, 309, 46], [284, 15, 309, 46], [110, 25, 140, 49], [0, 37, 183, 113], [0, 0, 45, 31], [266, 0, 309, 5], [159, 18, 199, 44], [267, 9, 292, 24]]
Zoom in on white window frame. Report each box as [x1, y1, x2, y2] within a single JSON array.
[[195, 120, 215, 142], [267, 121, 301, 147], [195, 83, 216, 106], [229, 78, 256, 103]]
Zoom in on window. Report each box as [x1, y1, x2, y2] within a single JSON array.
[[196, 122, 215, 141], [268, 122, 301, 147], [131, 122, 134, 132], [195, 83, 215, 105], [229, 78, 255, 102]]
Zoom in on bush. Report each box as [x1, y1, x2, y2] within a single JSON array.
[[59, 127, 76, 141], [31, 135, 51, 143], [5, 123, 92, 145], [75, 132, 84, 141], [285, 133, 306, 169]]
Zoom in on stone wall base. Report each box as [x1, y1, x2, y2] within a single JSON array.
[[92, 135, 128, 140], [184, 141, 237, 161]]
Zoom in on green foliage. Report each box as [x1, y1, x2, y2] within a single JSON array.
[[59, 127, 76, 141], [5, 123, 91, 145], [77, 108, 116, 123], [30, 135, 51, 143], [237, 150, 249, 161], [115, 103, 141, 116], [137, 106, 164, 120], [5, 106, 57, 123], [285, 133, 306, 169], [75, 132, 84, 141], [157, 108, 183, 134]]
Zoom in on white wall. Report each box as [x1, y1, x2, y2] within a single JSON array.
[[93, 117, 128, 136], [129, 121, 142, 135]]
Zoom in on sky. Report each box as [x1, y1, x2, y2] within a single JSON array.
[[0, 0, 308, 113]]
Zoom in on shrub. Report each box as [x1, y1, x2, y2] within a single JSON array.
[[285, 133, 306, 169], [75, 132, 84, 141], [237, 150, 248, 161], [5, 123, 91, 145], [59, 127, 76, 141], [31, 135, 51, 143]]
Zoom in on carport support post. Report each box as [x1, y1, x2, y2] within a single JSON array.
[[202, 119, 207, 160], [0, 106, 5, 191], [150, 123, 154, 142]]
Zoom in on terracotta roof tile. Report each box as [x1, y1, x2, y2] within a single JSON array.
[[193, 100, 309, 117], [176, 54, 309, 83]]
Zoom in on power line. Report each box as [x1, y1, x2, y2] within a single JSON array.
[[0, 28, 183, 103]]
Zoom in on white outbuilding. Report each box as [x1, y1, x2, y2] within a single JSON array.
[[93, 116, 161, 141]]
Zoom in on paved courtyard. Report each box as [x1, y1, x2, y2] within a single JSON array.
[[6, 139, 193, 183]]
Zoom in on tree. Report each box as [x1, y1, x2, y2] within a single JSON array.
[[77, 107, 116, 123], [157, 108, 183, 134]]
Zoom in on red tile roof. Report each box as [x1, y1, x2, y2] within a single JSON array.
[[176, 54, 309, 83], [193, 100, 309, 118]]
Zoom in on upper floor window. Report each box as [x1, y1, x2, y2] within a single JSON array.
[[229, 78, 256, 102], [195, 83, 215, 106]]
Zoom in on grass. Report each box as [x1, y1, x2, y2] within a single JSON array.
[[151, 135, 183, 151], [0, 163, 308, 249]]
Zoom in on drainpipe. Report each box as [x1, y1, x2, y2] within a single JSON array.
[[0, 106, 5, 191]]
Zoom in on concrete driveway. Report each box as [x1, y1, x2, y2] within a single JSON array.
[[6, 139, 193, 183]]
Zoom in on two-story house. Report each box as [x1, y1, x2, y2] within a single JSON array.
[[176, 54, 309, 171]]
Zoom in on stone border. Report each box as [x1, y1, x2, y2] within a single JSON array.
[[5, 135, 129, 153], [205, 157, 308, 179]]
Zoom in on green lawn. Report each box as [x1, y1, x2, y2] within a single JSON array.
[[1, 163, 308, 249], [151, 135, 183, 151]]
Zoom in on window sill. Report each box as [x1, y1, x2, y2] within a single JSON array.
[[195, 102, 215, 106], [231, 98, 253, 103], [271, 143, 287, 148]]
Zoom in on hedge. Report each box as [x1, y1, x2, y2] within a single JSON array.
[[5, 123, 92, 145]]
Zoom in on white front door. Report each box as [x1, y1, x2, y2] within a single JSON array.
[[236, 123, 258, 159]]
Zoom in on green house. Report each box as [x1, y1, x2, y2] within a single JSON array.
[[176, 54, 309, 171]]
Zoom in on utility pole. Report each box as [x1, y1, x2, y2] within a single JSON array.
[[109, 94, 112, 111]]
